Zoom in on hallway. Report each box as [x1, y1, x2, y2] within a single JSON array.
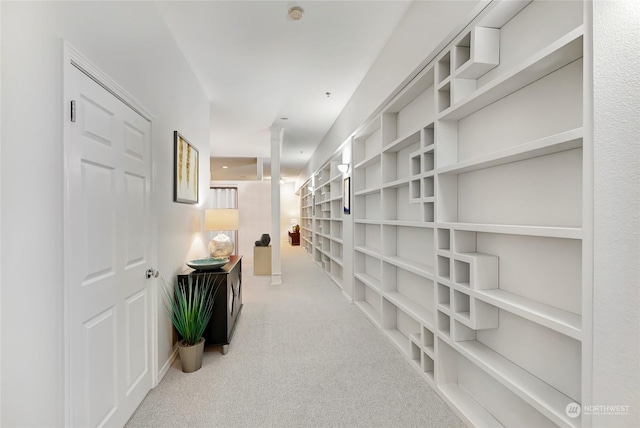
[[126, 244, 464, 427]]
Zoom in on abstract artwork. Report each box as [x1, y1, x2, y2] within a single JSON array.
[[174, 131, 199, 204]]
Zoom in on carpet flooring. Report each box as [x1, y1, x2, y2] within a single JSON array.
[[125, 244, 465, 428]]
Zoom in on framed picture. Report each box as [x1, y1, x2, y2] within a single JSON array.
[[173, 131, 199, 204], [343, 177, 351, 215]]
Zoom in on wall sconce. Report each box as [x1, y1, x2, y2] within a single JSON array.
[[337, 163, 350, 174], [307, 185, 314, 192]]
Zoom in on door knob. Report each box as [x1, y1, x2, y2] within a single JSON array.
[[146, 268, 159, 279]]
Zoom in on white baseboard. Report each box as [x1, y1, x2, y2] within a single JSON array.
[[157, 346, 178, 385], [342, 290, 353, 303]]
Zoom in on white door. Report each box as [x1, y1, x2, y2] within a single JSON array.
[[65, 61, 154, 427]]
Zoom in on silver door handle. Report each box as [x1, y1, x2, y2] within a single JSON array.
[[146, 268, 159, 279]]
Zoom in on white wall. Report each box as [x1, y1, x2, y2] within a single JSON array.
[[1, 2, 210, 426], [299, 0, 484, 186], [210, 181, 272, 268], [592, 1, 640, 427], [280, 182, 300, 242]]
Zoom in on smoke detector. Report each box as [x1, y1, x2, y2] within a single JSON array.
[[288, 6, 304, 20]]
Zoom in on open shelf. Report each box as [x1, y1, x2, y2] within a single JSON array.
[[475, 288, 581, 340], [454, 340, 580, 428], [383, 328, 411, 358], [354, 152, 381, 170], [440, 27, 583, 120], [383, 256, 434, 279], [384, 292, 434, 329], [355, 300, 381, 328], [382, 128, 421, 153], [354, 186, 381, 197], [439, 222, 582, 240], [354, 245, 381, 258], [439, 384, 504, 428], [354, 272, 382, 294], [438, 128, 583, 174]]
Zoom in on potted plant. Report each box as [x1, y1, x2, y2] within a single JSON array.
[[162, 274, 217, 373]]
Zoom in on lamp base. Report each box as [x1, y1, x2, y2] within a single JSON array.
[[209, 233, 234, 258]]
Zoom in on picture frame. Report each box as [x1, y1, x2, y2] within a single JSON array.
[[173, 131, 199, 204], [343, 177, 351, 215]]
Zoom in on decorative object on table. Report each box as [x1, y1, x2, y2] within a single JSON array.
[[162, 274, 217, 373], [343, 177, 351, 215], [173, 131, 199, 204], [205, 208, 239, 258], [254, 233, 271, 247], [293, 224, 300, 233], [186, 257, 230, 271]]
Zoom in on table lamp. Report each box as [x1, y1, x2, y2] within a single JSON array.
[[205, 208, 239, 258]]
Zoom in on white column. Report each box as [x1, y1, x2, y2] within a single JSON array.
[[256, 157, 264, 181], [270, 127, 283, 285]]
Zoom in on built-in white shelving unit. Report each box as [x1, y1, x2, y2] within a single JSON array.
[[350, 1, 588, 427], [300, 1, 590, 426], [299, 154, 346, 290]]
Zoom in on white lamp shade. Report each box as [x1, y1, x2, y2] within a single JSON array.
[[205, 208, 239, 231]]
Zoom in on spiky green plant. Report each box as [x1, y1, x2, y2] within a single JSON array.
[[162, 274, 218, 346]]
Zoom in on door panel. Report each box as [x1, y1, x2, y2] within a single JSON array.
[[84, 308, 117, 427], [67, 63, 153, 427]]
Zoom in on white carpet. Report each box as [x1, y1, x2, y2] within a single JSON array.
[[126, 244, 465, 428]]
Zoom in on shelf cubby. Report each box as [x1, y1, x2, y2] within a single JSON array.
[[382, 185, 422, 222], [423, 326, 435, 356], [354, 277, 382, 327], [437, 81, 452, 113], [353, 156, 381, 193], [353, 191, 381, 221], [454, 27, 500, 79], [410, 152, 421, 176], [440, 28, 583, 121], [423, 202, 435, 223], [453, 290, 471, 319], [382, 262, 435, 327], [353, 119, 382, 165], [437, 282, 451, 312], [437, 255, 451, 281], [437, 311, 451, 339], [382, 225, 434, 275], [382, 299, 420, 358], [437, 228, 451, 251], [437, 51, 451, 84], [452, 320, 477, 342], [423, 352, 435, 381]]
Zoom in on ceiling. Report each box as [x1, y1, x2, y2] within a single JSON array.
[[157, 1, 412, 181]]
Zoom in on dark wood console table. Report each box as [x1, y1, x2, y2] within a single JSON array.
[[177, 255, 242, 355]]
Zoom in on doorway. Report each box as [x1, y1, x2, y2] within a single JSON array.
[[63, 44, 157, 427]]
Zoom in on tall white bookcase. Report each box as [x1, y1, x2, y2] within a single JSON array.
[[301, 1, 590, 426], [300, 154, 346, 290]]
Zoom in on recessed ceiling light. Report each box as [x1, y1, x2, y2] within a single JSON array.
[[222, 165, 228, 169], [288, 6, 304, 20], [325, 92, 331, 98]]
